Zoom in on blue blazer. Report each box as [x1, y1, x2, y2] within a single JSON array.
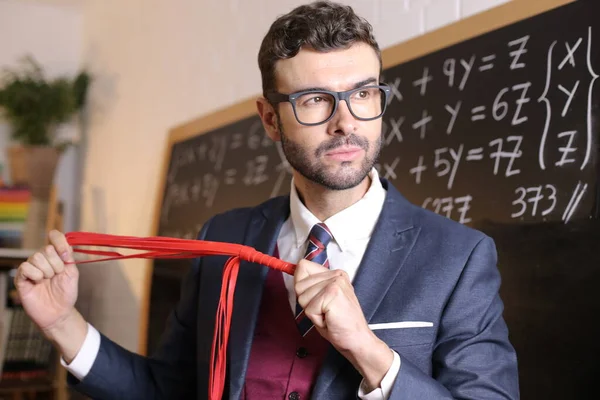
[[69, 179, 520, 399]]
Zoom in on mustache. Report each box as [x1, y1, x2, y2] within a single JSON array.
[[315, 134, 369, 157]]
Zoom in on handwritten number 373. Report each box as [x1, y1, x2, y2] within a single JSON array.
[[511, 185, 557, 218]]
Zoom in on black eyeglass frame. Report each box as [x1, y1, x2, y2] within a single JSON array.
[[265, 84, 392, 126]]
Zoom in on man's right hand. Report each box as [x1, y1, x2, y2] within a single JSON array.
[[15, 229, 88, 363]]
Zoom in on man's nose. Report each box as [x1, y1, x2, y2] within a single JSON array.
[[329, 100, 357, 136]]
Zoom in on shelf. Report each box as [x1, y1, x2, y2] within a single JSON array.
[[0, 378, 54, 393], [0, 187, 68, 399]]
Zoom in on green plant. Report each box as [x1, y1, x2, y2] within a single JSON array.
[[0, 55, 90, 147]]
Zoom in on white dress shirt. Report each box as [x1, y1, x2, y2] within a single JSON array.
[[63, 167, 401, 399], [278, 168, 399, 399]]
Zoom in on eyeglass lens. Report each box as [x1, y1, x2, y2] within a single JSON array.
[[294, 87, 385, 124]]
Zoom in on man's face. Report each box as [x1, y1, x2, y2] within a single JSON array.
[[271, 42, 383, 190]]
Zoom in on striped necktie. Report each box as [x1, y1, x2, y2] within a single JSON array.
[[295, 222, 333, 336]]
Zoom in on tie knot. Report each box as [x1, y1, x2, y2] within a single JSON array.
[[308, 223, 333, 249]]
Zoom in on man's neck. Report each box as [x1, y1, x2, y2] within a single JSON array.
[[293, 173, 372, 221]]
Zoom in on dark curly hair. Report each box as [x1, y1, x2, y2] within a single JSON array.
[[258, 1, 382, 97]]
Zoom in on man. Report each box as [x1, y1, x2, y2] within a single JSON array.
[[15, 1, 519, 399]]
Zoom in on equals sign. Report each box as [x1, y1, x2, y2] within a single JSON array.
[[224, 169, 237, 184], [230, 133, 244, 149], [466, 148, 484, 161], [471, 106, 486, 121], [479, 54, 496, 72]]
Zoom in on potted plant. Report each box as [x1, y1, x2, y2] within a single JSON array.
[[0, 55, 90, 197]]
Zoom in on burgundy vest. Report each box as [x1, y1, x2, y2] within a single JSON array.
[[242, 263, 329, 399]]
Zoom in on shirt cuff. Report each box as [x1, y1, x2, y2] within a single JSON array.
[[357, 350, 401, 400], [60, 322, 101, 381]]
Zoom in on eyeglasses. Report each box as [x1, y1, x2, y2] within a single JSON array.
[[265, 84, 391, 126]]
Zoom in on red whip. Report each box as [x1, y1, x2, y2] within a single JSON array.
[[64, 231, 296, 400]]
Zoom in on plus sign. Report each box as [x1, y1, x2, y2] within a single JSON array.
[[413, 67, 433, 96]]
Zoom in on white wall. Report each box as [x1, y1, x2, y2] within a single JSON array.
[[0, 0, 84, 233], [3, 0, 512, 353]]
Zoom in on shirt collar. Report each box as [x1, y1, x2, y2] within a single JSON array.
[[289, 168, 387, 252]]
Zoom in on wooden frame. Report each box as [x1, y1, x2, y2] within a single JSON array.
[[137, 0, 576, 355]]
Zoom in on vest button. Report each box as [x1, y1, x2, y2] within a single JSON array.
[[296, 347, 308, 358], [288, 391, 300, 400]]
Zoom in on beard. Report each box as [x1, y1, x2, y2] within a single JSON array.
[[278, 120, 382, 191]]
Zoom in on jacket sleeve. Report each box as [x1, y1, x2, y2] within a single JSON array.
[[389, 236, 520, 399], [66, 217, 214, 400]]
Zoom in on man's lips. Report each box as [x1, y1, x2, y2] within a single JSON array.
[[325, 146, 364, 161]]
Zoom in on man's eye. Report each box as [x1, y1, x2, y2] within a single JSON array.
[[298, 92, 332, 107], [302, 96, 328, 106]]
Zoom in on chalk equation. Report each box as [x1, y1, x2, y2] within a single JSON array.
[[160, 118, 291, 226], [379, 25, 597, 225]]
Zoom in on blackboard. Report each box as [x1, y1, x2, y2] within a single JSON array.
[[143, 0, 599, 398]]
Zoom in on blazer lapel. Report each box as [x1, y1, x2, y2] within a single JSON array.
[[312, 181, 421, 398], [227, 196, 290, 399]]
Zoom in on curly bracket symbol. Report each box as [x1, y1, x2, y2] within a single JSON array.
[[537, 40, 557, 171], [583, 26, 599, 170]]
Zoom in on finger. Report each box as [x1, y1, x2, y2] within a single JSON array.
[[43, 244, 65, 274], [48, 230, 73, 263], [295, 268, 348, 295], [16, 262, 45, 284], [29, 252, 55, 279], [296, 277, 336, 308], [303, 287, 342, 330], [294, 259, 329, 286]]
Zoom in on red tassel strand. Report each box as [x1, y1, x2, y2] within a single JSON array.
[[64, 231, 296, 400]]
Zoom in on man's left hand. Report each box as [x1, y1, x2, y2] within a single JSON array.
[[294, 259, 394, 391]]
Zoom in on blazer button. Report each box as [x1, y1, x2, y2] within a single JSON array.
[[296, 347, 308, 358], [288, 392, 300, 400]]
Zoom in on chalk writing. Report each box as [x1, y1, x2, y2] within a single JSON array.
[[158, 9, 598, 240], [422, 195, 473, 224]]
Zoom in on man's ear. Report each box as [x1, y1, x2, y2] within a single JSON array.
[[257, 97, 281, 142]]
